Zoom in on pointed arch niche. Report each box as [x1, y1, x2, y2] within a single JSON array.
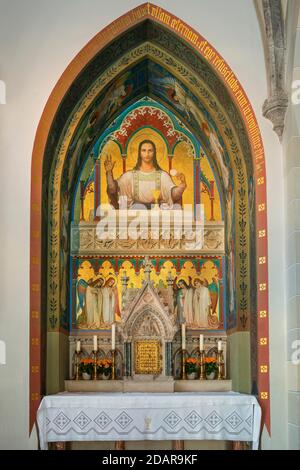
[[30, 4, 270, 434]]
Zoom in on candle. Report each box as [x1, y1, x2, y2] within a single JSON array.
[[181, 323, 186, 350], [218, 340, 222, 352], [112, 323, 116, 350], [76, 340, 81, 352], [93, 335, 97, 352], [200, 334, 204, 351]]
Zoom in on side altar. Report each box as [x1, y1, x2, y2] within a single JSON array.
[[69, 255, 228, 383]]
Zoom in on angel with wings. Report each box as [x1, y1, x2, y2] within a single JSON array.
[[150, 76, 205, 130], [76, 276, 105, 328]]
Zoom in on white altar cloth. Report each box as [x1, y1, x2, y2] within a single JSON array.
[[37, 391, 261, 450]]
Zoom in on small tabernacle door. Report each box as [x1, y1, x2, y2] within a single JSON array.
[[134, 340, 161, 374]]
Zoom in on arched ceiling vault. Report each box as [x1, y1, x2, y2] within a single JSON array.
[[44, 21, 254, 182], [45, 23, 255, 335]]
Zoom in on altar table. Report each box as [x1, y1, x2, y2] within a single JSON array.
[[36, 391, 261, 450]]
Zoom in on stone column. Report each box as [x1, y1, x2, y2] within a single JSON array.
[[165, 342, 173, 376], [124, 342, 132, 377]]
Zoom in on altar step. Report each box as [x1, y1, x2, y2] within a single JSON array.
[[65, 379, 232, 393]]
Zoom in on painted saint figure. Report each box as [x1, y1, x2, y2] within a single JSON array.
[[174, 277, 194, 325], [202, 122, 230, 190], [76, 276, 105, 328], [192, 278, 212, 327], [150, 77, 206, 132], [102, 277, 120, 324], [209, 277, 219, 315], [85, 277, 105, 327], [67, 75, 132, 189], [76, 277, 88, 322], [105, 139, 187, 209]]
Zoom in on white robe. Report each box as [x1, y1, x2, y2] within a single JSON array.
[[85, 286, 99, 326], [102, 287, 116, 323], [95, 287, 103, 326], [117, 170, 176, 208], [193, 285, 211, 327], [182, 287, 194, 325]]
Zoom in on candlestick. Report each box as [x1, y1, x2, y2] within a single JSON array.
[[74, 351, 81, 380], [92, 350, 98, 380], [217, 350, 223, 380], [181, 349, 187, 380], [181, 323, 186, 350], [93, 335, 97, 352], [218, 340, 222, 352], [112, 323, 116, 350], [199, 350, 206, 380], [199, 334, 204, 352], [76, 340, 81, 353], [111, 349, 116, 380]]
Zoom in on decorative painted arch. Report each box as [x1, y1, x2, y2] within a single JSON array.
[[30, 3, 269, 435], [54, 50, 241, 331], [92, 100, 199, 156]]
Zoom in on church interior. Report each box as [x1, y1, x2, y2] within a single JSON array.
[[0, 0, 300, 451]]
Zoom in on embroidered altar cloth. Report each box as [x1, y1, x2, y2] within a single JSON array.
[[37, 391, 261, 450]]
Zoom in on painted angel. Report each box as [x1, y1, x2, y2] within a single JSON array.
[[192, 278, 212, 327], [101, 277, 120, 323], [202, 121, 230, 190], [76, 276, 105, 327], [149, 76, 205, 130], [173, 276, 194, 325]]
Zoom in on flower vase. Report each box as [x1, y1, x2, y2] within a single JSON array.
[[102, 373, 110, 380], [206, 371, 216, 380], [82, 372, 91, 380], [187, 372, 196, 380]]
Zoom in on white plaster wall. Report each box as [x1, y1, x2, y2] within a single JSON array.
[[283, 0, 300, 450], [0, 0, 285, 449]]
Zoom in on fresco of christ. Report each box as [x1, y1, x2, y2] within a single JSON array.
[[104, 139, 187, 209]]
